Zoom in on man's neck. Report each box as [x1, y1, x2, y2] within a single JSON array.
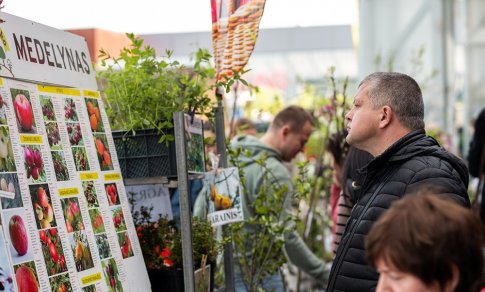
[[370, 127, 412, 156]]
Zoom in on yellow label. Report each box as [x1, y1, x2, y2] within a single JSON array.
[[81, 273, 102, 285], [0, 78, 3, 86], [80, 172, 99, 181], [37, 85, 81, 96], [0, 29, 10, 52], [104, 173, 121, 181], [19, 134, 43, 144], [58, 187, 79, 197], [83, 90, 100, 98]]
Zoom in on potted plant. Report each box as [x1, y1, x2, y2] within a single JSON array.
[[131, 197, 219, 292], [96, 33, 216, 179]]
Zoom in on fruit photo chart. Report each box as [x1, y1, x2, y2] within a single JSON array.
[[0, 79, 146, 292]]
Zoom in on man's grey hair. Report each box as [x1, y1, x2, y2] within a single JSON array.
[[360, 72, 425, 130]]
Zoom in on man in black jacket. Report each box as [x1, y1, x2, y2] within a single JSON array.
[[326, 72, 470, 292]]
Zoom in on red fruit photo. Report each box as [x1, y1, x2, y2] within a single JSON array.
[[5, 210, 33, 263], [117, 231, 134, 259], [66, 122, 84, 146], [61, 197, 84, 232], [39, 228, 67, 276], [40, 96, 56, 122], [14, 261, 39, 292], [69, 231, 94, 272], [72, 147, 90, 171], [89, 208, 105, 234], [10, 88, 36, 134], [49, 272, 72, 292], [64, 98, 79, 122], [111, 207, 126, 232], [94, 134, 113, 171], [104, 183, 119, 206], [82, 181, 99, 208], [29, 184, 57, 229], [23, 145, 46, 183], [101, 258, 122, 292]]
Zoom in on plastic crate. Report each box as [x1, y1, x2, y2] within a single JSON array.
[[112, 129, 177, 178]]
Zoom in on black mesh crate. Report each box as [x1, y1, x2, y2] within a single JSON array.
[[112, 129, 177, 178]]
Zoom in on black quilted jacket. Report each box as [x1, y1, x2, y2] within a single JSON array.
[[326, 129, 470, 292]]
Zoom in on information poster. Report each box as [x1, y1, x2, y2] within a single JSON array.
[[0, 12, 150, 292]]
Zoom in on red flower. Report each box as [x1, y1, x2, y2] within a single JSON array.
[[160, 246, 172, 267]]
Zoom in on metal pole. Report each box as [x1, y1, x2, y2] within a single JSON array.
[[215, 90, 235, 292], [174, 111, 195, 292]]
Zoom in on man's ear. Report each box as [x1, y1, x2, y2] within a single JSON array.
[[444, 264, 459, 292], [378, 106, 392, 128], [281, 125, 291, 138]]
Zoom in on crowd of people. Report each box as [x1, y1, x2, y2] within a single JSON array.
[[189, 71, 485, 291]]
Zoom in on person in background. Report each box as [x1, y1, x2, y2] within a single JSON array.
[[231, 105, 327, 291], [366, 192, 484, 292], [230, 117, 257, 139], [333, 146, 372, 255], [467, 108, 485, 223], [327, 72, 470, 291]]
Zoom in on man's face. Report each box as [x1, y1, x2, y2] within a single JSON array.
[[280, 120, 313, 162], [345, 83, 381, 153]]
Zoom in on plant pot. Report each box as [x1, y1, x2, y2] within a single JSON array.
[[147, 263, 214, 292]]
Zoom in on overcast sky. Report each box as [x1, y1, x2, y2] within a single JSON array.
[[3, 0, 357, 34]]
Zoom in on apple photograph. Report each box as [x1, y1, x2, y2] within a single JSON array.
[[72, 147, 90, 171], [94, 134, 113, 171], [0, 93, 7, 125], [70, 230, 94, 272], [89, 208, 105, 234], [61, 197, 84, 233], [117, 231, 134, 259], [29, 184, 56, 229], [105, 183, 119, 206], [39, 228, 68, 276], [51, 151, 70, 181], [95, 233, 112, 260], [0, 126, 16, 172], [64, 98, 79, 122], [0, 173, 22, 209], [13, 261, 39, 292], [10, 88, 37, 134], [86, 98, 104, 133], [102, 258, 123, 292], [49, 273, 73, 292], [111, 206, 126, 232], [45, 122, 61, 150], [0, 228, 15, 292], [82, 181, 99, 208], [67, 122, 84, 146], [40, 96, 56, 122], [4, 210, 33, 265], [23, 145, 46, 183]]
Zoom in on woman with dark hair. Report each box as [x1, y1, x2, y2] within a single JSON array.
[[366, 193, 484, 292], [468, 108, 485, 222]]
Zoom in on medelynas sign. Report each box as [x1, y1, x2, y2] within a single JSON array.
[[0, 12, 96, 89]]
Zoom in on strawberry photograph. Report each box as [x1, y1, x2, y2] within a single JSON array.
[[39, 228, 67, 276]]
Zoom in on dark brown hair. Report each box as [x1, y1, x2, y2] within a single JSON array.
[[270, 105, 314, 133], [366, 192, 484, 292]]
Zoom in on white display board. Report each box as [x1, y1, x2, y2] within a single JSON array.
[[0, 13, 150, 292]]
